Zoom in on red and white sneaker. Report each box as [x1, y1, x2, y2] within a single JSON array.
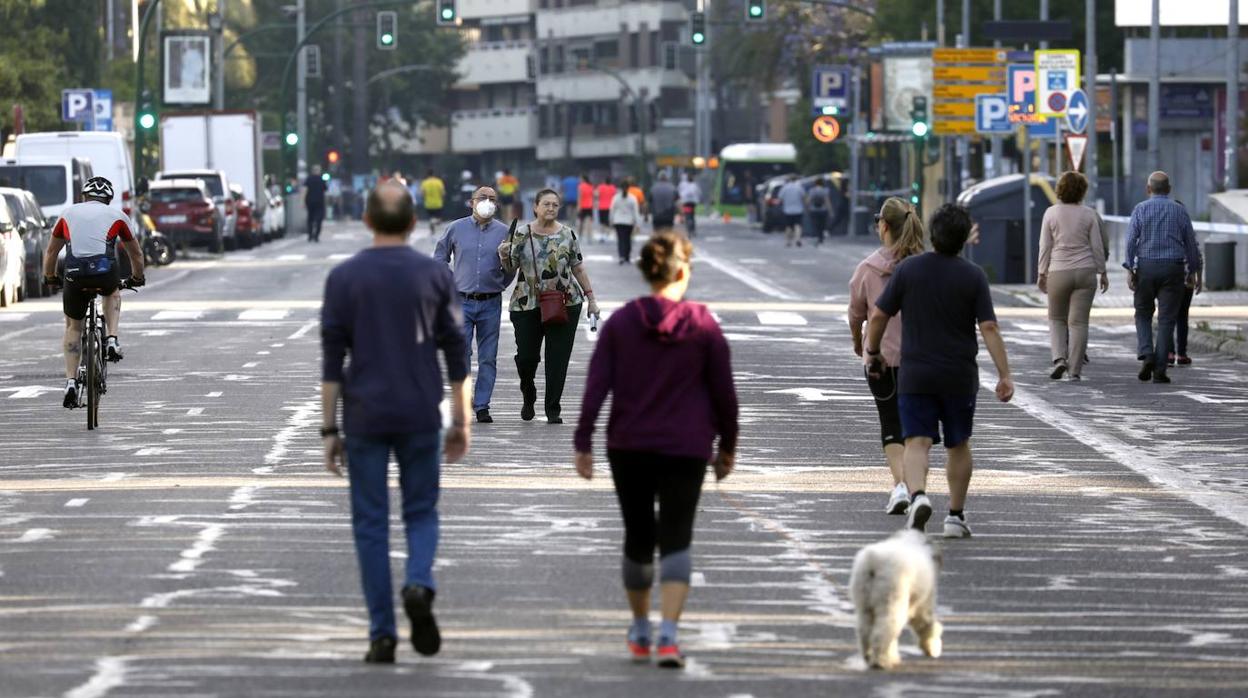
[[655, 643, 686, 669], [628, 639, 651, 663]]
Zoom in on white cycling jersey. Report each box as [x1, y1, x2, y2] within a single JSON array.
[[52, 200, 134, 258]]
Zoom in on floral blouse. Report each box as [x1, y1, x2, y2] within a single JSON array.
[[505, 223, 585, 312]]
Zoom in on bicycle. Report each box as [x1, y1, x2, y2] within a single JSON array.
[[72, 279, 139, 430]]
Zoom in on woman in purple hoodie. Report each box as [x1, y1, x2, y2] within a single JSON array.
[[574, 232, 739, 670], [848, 197, 926, 516]]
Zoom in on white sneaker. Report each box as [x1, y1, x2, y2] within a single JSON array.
[[906, 494, 932, 532], [885, 483, 909, 515], [943, 514, 972, 538]]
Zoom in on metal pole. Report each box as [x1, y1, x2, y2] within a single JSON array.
[[991, 0, 1002, 178], [936, 0, 945, 47], [107, 0, 115, 61], [1228, 0, 1240, 189], [1039, 0, 1050, 176], [961, 0, 970, 49], [1111, 68, 1121, 214], [957, 11, 969, 197], [213, 0, 225, 110], [296, 0, 308, 181], [133, 0, 165, 181], [1024, 128, 1033, 283], [1085, 0, 1098, 201], [1148, 0, 1161, 174], [849, 63, 861, 236]]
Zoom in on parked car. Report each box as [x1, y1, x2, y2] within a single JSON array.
[[0, 156, 93, 224], [147, 179, 224, 253], [0, 188, 53, 298], [0, 197, 26, 306], [228, 183, 261, 247], [15, 132, 134, 215], [154, 169, 238, 249]]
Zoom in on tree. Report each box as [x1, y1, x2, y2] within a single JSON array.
[[0, 1, 72, 138]]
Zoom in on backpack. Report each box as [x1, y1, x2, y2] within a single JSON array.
[[809, 188, 827, 208]]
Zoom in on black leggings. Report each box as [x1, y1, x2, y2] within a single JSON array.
[[608, 450, 707, 563], [614, 224, 633, 262], [867, 365, 903, 447]]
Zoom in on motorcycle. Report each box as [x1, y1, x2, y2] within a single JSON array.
[[137, 199, 175, 267]]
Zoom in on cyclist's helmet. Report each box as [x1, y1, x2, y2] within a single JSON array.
[[82, 176, 115, 203]]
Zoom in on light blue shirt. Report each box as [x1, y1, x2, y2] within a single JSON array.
[[1124, 194, 1202, 272], [433, 216, 515, 294], [778, 182, 806, 215]]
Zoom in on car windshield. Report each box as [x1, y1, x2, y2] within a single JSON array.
[[165, 174, 223, 198], [151, 188, 205, 204], [0, 165, 67, 207]]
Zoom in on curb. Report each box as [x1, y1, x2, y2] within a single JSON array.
[[1187, 330, 1248, 361]]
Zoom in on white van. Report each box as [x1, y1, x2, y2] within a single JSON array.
[[15, 132, 135, 214], [0, 156, 94, 224]]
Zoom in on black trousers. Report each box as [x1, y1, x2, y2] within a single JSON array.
[[608, 450, 707, 563], [810, 209, 829, 244], [866, 365, 903, 447], [1174, 285, 1195, 356], [510, 304, 582, 419], [306, 205, 325, 241], [614, 224, 634, 262]]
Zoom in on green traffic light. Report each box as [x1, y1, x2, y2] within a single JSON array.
[[138, 113, 156, 130], [381, 32, 394, 45], [441, 8, 454, 20], [911, 121, 929, 138], [285, 132, 299, 146], [910, 195, 920, 204], [750, 6, 763, 17], [692, 31, 705, 44], [321, 173, 331, 182]]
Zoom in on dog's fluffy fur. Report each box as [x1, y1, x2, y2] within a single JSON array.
[[849, 529, 942, 669]]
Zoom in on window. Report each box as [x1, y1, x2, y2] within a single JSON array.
[[629, 32, 640, 69], [650, 31, 659, 67]]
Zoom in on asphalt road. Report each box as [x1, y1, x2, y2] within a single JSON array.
[[1, 218, 1246, 698]]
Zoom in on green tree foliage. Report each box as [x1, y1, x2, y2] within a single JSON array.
[[0, 0, 82, 136], [788, 98, 849, 175]]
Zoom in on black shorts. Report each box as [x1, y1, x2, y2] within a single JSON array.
[[426, 207, 443, 220], [64, 269, 121, 321], [653, 215, 675, 229], [578, 208, 594, 221], [786, 213, 803, 229], [499, 194, 515, 206], [598, 210, 610, 226]]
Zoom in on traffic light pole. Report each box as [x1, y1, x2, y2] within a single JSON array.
[[133, 0, 165, 181], [296, 0, 307, 183]]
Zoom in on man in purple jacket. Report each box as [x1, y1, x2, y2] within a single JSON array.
[[321, 182, 471, 663]]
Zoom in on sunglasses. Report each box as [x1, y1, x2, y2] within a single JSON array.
[[873, 214, 882, 223]]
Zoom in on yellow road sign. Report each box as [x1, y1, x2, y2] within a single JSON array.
[[811, 115, 841, 143], [933, 48, 1007, 64], [933, 66, 1007, 82]]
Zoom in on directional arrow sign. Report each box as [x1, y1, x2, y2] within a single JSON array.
[[1065, 88, 1089, 134]]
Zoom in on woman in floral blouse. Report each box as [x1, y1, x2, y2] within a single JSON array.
[[498, 189, 601, 424]]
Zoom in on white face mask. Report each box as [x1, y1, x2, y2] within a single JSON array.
[[474, 200, 497, 219]]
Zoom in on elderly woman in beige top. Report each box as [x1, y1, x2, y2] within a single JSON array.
[[1038, 171, 1109, 381]]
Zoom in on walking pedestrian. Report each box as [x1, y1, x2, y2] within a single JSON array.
[[497, 168, 520, 221], [649, 172, 678, 233], [497, 189, 601, 424], [1169, 199, 1203, 367], [420, 169, 446, 236], [627, 178, 647, 223], [434, 186, 515, 424], [610, 180, 642, 265], [865, 203, 1014, 538], [1038, 171, 1109, 382], [848, 197, 926, 516], [561, 173, 580, 221], [677, 172, 701, 238], [1124, 171, 1202, 384], [777, 175, 806, 247], [574, 232, 739, 669], [320, 181, 471, 664], [577, 174, 596, 240], [596, 176, 617, 243], [807, 177, 832, 245], [304, 165, 328, 242]]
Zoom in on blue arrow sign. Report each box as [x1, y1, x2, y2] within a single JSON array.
[[1065, 88, 1089, 134]]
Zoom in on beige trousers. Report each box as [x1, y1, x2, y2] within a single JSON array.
[[1047, 268, 1098, 375]]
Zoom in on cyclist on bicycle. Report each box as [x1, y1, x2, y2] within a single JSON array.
[[43, 176, 146, 408]]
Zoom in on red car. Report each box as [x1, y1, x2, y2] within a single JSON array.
[[229, 183, 263, 247], [148, 179, 223, 253]]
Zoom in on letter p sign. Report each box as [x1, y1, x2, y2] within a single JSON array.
[[975, 94, 1012, 134]]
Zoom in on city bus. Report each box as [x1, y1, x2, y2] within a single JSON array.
[[712, 142, 797, 220]]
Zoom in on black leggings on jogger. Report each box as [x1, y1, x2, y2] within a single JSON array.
[[609, 450, 707, 589]]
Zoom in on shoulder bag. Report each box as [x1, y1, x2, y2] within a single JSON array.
[[527, 226, 569, 325]]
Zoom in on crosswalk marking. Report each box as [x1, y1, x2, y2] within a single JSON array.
[[64, 498, 89, 508], [277, 254, 307, 261], [151, 310, 204, 321], [756, 311, 808, 326], [238, 309, 289, 321], [0, 313, 30, 322]]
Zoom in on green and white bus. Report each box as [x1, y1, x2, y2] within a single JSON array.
[[712, 143, 797, 219]]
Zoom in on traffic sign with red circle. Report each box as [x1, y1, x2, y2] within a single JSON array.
[[811, 115, 841, 143]]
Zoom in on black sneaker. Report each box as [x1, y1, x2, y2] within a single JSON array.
[[476, 408, 493, 424], [62, 382, 78, 409], [402, 585, 441, 656], [105, 336, 124, 362], [547, 416, 563, 425], [520, 382, 536, 421], [1152, 372, 1172, 384], [364, 635, 397, 664], [1138, 361, 1155, 382], [1050, 359, 1068, 380]]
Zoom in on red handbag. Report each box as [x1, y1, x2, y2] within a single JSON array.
[[527, 228, 569, 325]]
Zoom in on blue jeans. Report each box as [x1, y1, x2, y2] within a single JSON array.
[[461, 297, 503, 411], [1134, 260, 1186, 368], [344, 431, 441, 641]]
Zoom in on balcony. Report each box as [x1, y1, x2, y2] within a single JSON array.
[[459, 0, 535, 20], [451, 107, 537, 153], [537, 133, 641, 161], [386, 123, 450, 156], [537, 1, 685, 39], [537, 66, 690, 103], [457, 41, 534, 86]]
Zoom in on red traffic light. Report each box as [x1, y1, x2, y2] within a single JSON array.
[[327, 150, 340, 164]]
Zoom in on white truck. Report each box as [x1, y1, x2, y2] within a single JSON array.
[[159, 111, 265, 218]]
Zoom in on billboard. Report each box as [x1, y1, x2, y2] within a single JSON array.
[[1116, 0, 1248, 26], [883, 55, 933, 132], [163, 32, 212, 105]]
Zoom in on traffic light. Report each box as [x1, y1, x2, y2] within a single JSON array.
[[910, 180, 921, 205], [137, 90, 156, 131], [910, 96, 929, 138], [285, 131, 299, 147], [436, 0, 457, 26], [377, 11, 397, 49], [690, 11, 706, 46], [327, 149, 340, 165], [746, 0, 766, 21]]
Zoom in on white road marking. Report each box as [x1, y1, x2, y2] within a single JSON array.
[[287, 321, 317, 340], [1173, 391, 1248, 405], [276, 254, 307, 261], [242, 361, 260, 368], [0, 313, 30, 322], [768, 387, 872, 402], [256, 350, 271, 355], [696, 250, 800, 300], [206, 392, 223, 398], [168, 524, 226, 573], [134, 447, 176, 456], [3, 386, 58, 399], [223, 375, 252, 381], [253, 397, 320, 475], [328, 253, 351, 260], [238, 308, 289, 321], [151, 310, 204, 321], [756, 311, 808, 326], [63, 656, 131, 698], [14, 528, 55, 543], [64, 498, 89, 508], [124, 616, 157, 633], [186, 407, 205, 416]]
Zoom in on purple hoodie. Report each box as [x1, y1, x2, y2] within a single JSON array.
[[575, 296, 739, 461]]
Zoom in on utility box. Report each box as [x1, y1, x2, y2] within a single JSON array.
[[1204, 240, 1237, 290], [956, 174, 1055, 284]]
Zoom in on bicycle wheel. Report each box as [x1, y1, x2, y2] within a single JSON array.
[[85, 318, 97, 430]]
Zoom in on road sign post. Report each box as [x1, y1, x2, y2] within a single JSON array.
[[812, 65, 850, 116]]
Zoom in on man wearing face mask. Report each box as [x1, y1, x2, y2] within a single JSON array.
[[434, 187, 516, 423]]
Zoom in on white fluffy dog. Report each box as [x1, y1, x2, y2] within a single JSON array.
[[849, 529, 942, 669]]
